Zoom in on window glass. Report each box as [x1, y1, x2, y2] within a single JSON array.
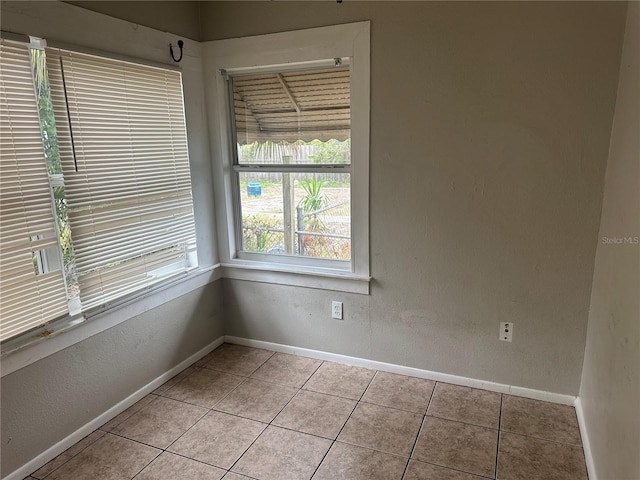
[[233, 66, 351, 161], [238, 171, 350, 260], [231, 64, 352, 262]]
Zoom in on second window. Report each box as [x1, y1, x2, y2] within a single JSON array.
[[229, 63, 352, 267]]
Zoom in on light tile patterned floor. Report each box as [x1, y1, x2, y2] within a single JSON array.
[[26, 344, 588, 480]]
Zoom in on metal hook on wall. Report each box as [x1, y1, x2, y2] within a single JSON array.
[[169, 40, 184, 63]]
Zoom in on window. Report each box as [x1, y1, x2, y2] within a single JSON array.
[[206, 22, 370, 292], [0, 40, 69, 340], [230, 65, 352, 267], [0, 39, 196, 342]]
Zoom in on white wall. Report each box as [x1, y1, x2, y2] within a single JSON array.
[[579, 3, 640, 479], [0, 2, 223, 476], [204, 1, 627, 395]]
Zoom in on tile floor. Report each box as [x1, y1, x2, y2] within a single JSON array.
[[26, 343, 588, 480]]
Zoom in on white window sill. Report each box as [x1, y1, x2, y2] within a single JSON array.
[[0, 265, 223, 377], [221, 261, 371, 294]]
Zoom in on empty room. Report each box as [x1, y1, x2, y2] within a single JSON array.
[[0, 1, 638, 480]]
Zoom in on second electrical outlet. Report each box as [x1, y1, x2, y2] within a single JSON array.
[[332, 301, 343, 320], [499, 322, 513, 342]]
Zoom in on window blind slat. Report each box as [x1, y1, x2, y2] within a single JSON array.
[[78, 248, 188, 307], [46, 48, 196, 310], [0, 40, 69, 341], [0, 271, 69, 338]]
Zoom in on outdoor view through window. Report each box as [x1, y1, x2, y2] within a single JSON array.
[[231, 64, 351, 262]]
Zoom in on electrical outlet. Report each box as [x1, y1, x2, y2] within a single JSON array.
[[332, 301, 343, 320], [499, 322, 513, 342]]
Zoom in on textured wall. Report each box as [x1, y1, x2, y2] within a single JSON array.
[[209, 1, 627, 395], [579, 4, 640, 479]]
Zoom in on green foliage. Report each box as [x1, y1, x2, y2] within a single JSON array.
[[31, 49, 61, 175], [298, 178, 329, 214], [309, 138, 350, 164], [31, 49, 76, 284], [53, 186, 73, 263], [298, 177, 329, 258]]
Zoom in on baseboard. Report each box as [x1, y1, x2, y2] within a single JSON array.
[[3, 335, 225, 480], [225, 336, 577, 406], [575, 397, 597, 480]]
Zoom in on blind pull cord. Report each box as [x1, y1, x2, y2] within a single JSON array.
[[59, 57, 79, 172]]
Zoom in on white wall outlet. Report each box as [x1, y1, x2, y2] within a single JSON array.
[[332, 301, 343, 320], [499, 322, 513, 342]]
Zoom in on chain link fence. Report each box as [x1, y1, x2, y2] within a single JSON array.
[[242, 200, 350, 260]]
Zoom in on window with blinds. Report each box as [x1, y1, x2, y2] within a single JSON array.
[[45, 49, 196, 310], [0, 40, 68, 341], [0, 40, 197, 342]]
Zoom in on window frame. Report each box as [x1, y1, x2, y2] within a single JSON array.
[[205, 22, 371, 293]]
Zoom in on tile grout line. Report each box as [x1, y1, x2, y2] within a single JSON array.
[[139, 350, 272, 477], [224, 357, 325, 477], [153, 363, 200, 395], [399, 380, 438, 479], [420, 412, 501, 431], [307, 365, 379, 479], [100, 394, 159, 432], [337, 366, 380, 436], [34, 431, 106, 480], [159, 366, 259, 475], [497, 429, 587, 448], [494, 394, 504, 480], [264, 361, 323, 425], [129, 447, 162, 480], [135, 374, 241, 459], [408, 459, 495, 480], [424, 412, 501, 431], [156, 448, 225, 469], [190, 392, 269, 475], [259, 355, 327, 430]]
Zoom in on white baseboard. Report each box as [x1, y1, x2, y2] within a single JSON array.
[[575, 397, 597, 480], [3, 336, 224, 480], [225, 336, 577, 406]]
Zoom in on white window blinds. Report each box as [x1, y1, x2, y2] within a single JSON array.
[[45, 49, 197, 310], [0, 40, 68, 341]]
